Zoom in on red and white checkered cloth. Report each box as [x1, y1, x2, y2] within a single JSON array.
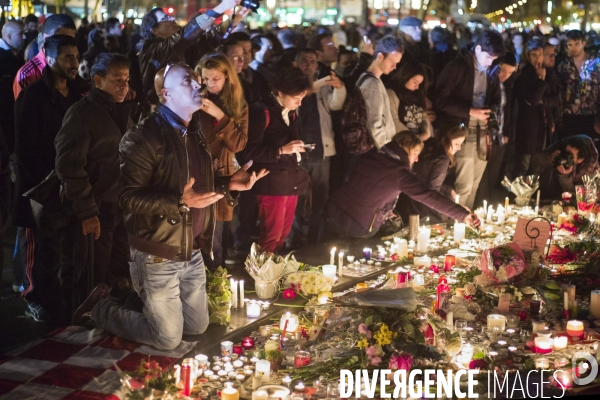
[[0, 326, 196, 399]]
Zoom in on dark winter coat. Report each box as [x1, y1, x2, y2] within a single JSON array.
[[514, 63, 550, 155]]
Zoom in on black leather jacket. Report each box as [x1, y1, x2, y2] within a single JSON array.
[[119, 105, 237, 261]]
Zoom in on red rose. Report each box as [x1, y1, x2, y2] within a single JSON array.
[[469, 359, 488, 370]]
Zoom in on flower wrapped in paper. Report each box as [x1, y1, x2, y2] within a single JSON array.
[[244, 243, 301, 298], [283, 271, 334, 296], [477, 242, 526, 284], [501, 175, 539, 205]]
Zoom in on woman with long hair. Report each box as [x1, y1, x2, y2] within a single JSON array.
[[326, 130, 477, 239], [195, 52, 248, 268], [396, 126, 468, 223], [386, 62, 432, 141]]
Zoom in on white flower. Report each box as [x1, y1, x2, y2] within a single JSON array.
[[496, 266, 509, 282], [464, 283, 477, 296]]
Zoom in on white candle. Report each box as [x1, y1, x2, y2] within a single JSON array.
[[222, 382, 240, 400], [591, 290, 600, 318], [239, 280, 244, 308], [553, 336, 568, 350], [416, 227, 430, 253], [252, 390, 268, 400], [534, 337, 553, 353], [338, 251, 344, 276], [534, 206, 539, 215], [487, 314, 506, 331], [536, 190, 541, 208], [483, 200, 488, 217], [396, 239, 408, 258], [557, 212, 567, 226], [414, 255, 431, 268], [246, 301, 261, 318], [486, 206, 495, 223], [446, 311, 453, 328], [322, 264, 337, 279], [564, 292, 569, 312], [330, 247, 336, 265], [255, 359, 271, 382], [453, 222, 466, 243], [505, 197, 509, 209], [230, 279, 238, 309]]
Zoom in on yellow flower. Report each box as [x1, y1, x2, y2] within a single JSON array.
[[357, 338, 369, 349]]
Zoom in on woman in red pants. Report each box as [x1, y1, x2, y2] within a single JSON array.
[[237, 67, 311, 253]]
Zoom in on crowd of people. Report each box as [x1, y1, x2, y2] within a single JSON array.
[[1, 1, 600, 349]]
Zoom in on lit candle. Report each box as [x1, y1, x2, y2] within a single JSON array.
[[536, 190, 540, 209], [363, 247, 372, 259], [483, 200, 488, 217], [294, 382, 305, 392], [222, 382, 239, 400], [239, 280, 244, 308], [443, 254, 455, 272], [487, 314, 506, 331], [221, 341, 234, 356], [282, 375, 292, 387], [246, 301, 261, 318], [279, 312, 299, 333], [535, 357, 550, 369], [330, 247, 336, 265], [416, 226, 430, 253], [252, 390, 268, 400], [557, 212, 567, 226], [532, 320, 546, 333], [505, 197, 509, 209], [453, 222, 465, 243], [241, 336, 255, 350], [322, 264, 337, 279], [396, 239, 408, 258], [534, 337, 553, 354], [338, 251, 344, 276], [294, 351, 311, 368], [553, 336, 568, 351], [554, 369, 573, 388], [591, 290, 600, 318], [318, 291, 332, 304], [566, 320, 584, 339], [255, 359, 270, 382], [346, 255, 355, 263], [230, 279, 238, 309], [233, 344, 243, 355]]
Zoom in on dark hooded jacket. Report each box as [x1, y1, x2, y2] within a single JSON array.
[[328, 141, 469, 237], [433, 47, 502, 132]]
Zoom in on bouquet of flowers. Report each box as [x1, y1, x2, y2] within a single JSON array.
[[206, 266, 232, 325], [476, 242, 526, 285], [557, 212, 590, 234], [283, 271, 334, 296], [244, 243, 301, 299], [121, 357, 178, 400]]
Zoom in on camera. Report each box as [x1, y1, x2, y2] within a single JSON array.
[[242, 0, 260, 12], [553, 149, 575, 170], [487, 104, 500, 131]]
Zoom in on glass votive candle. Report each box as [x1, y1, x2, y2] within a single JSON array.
[[233, 360, 244, 368], [322, 264, 337, 279], [233, 344, 243, 355], [221, 341, 233, 356], [534, 337, 553, 354], [246, 301, 261, 318], [242, 336, 255, 349], [294, 350, 311, 368], [566, 320, 585, 339], [553, 369, 573, 388], [196, 354, 209, 370], [532, 320, 546, 334], [259, 325, 271, 337], [222, 357, 231, 363], [217, 370, 228, 377], [204, 370, 215, 378], [553, 335, 568, 350], [536, 329, 552, 338], [363, 247, 372, 259], [520, 329, 531, 342], [487, 314, 506, 331], [444, 254, 456, 272], [506, 314, 520, 328], [535, 357, 550, 369]]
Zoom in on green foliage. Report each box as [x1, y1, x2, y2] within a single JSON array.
[[206, 266, 232, 325], [455, 267, 482, 288]]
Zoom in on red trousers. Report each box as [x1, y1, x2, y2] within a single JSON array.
[[256, 195, 298, 253]]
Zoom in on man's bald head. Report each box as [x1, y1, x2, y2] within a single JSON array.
[[154, 63, 202, 122], [1, 21, 25, 51]]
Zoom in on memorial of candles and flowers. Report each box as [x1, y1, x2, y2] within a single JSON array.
[[120, 175, 600, 399]]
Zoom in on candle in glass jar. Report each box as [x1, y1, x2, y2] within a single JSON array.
[[532, 320, 546, 334], [322, 264, 337, 279], [279, 312, 299, 333], [443, 254, 455, 272], [318, 292, 332, 305], [222, 382, 239, 400], [233, 344, 243, 355], [566, 320, 584, 339], [535, 357, 550, 369], [241, 336, 254, 350], [294, 351, 311, 368], [534, 337, 553, 354], [246, 301, 261, 318], [554, 369, 573, 388], [252, 390, 268, 400], [487, 314, 506, 331], [259, 325, 270, 337], [454, 222, 466, 243], [553, 336, 568, 350], [363, 247, 372, 260], [255, 359, 270, 382], [221, 341, 233, 356]]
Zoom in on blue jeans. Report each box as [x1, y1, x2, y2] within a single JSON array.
[[92, 249, 209, 350]]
